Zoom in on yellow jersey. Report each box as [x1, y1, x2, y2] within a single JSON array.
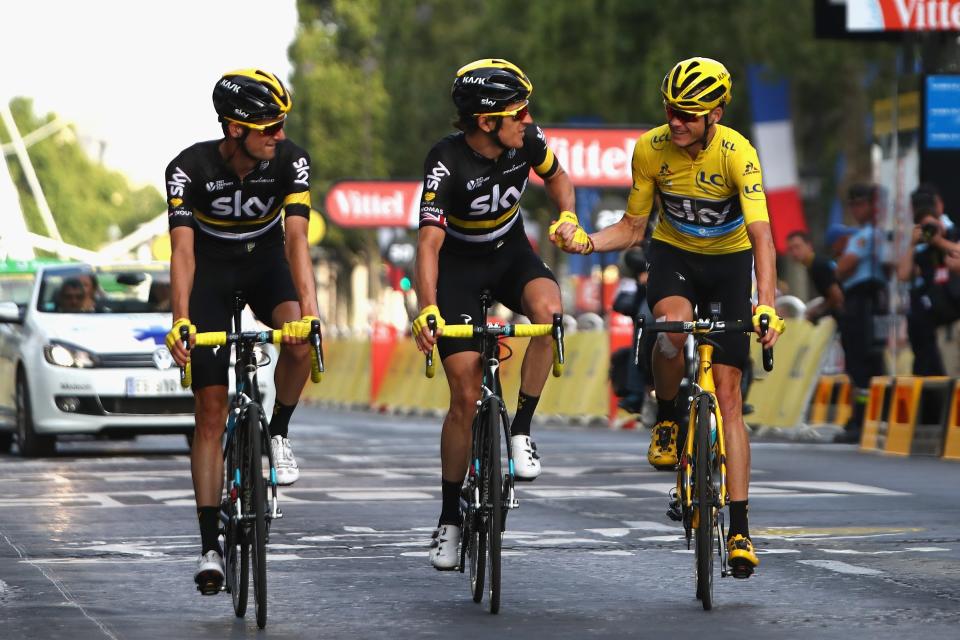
[[626, 123, 768, 255]]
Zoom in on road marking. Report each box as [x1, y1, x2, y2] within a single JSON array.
[[525, 489, 625, 498], [326, 491, 433, 500], [622, 520, 680, 532], [586, 528, 631, 537], [757, 481, 909, 496], [591, 550, 634, 556], [798, 559, 883, 575]]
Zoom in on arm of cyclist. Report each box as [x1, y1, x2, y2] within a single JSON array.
[[282, 215, 321, 344], [167, 226, 196, 367], [746, 220, 783, 348], [412, 226, 446, 354]]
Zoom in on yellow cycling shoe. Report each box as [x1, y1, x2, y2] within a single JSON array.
[[647, 420, 679, 470], [727, 534, 759, 579]]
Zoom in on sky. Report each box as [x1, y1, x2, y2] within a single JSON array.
[[1, 1, 299, 192]]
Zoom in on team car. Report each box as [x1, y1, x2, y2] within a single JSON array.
[[0, 261, 277, 456]]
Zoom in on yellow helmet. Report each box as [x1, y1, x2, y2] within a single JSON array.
[[661, 57, 731, 116]]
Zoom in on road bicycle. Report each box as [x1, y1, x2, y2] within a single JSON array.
[[636, 305, 772, 610], [179, 293, 323, 628], [424, 292, 564, 614]]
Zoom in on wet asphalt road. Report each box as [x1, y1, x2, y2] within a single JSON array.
[[1, 407, 959, 639]]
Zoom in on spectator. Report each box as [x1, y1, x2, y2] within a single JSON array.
[[149, 278, 172, 312], [56, 278, 93, 312], [785, 230, 845, 324], [833, 183, 891, 443], [611, 246, 652, 416], [896, 183, 959, 375]]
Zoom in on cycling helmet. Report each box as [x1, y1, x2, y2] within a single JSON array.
[[452, 59, 533, 116], [213, 69, 292, 124], [661, 57, 731, 115]]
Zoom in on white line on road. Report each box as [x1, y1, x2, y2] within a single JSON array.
[[797, 559, 883, 575]]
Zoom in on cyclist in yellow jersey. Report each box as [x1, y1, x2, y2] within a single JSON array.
[[551, 57, 784, 577]]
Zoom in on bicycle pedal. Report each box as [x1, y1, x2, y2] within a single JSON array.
[[195, 576, 223, 596], [729, 560, 755, 580], [666, 502, 683, 522]]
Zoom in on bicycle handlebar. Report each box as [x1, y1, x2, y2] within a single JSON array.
[[424, 313, 566, 378], [635, 315, 775, 372], [179, 323, 324, 388]]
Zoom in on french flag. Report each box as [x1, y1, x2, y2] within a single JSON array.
[[746, 65, 807, 253]]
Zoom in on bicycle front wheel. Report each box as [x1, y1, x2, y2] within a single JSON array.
[[485, 398, 504, 615], [245, 405, 268, 628], [469, 412, 487, 602], [694, 396, 714, 610]]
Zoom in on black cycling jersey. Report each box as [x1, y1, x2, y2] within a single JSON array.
[[165, 139, 312, 243], [419, 125, 559, 253]]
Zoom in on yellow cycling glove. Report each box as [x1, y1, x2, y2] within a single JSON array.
[[412, 304, 445, 338], [165, 317, 196, 352], [548, 210, 594, 254], [752, 305, 786, 335], [282, 315, 320, 341]]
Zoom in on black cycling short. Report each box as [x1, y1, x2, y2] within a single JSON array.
[[189, 229, 298, 389], [436, 223, 557, 360], [645, 240, 753, 369]]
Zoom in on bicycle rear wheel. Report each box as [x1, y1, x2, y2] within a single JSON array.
[[226, 427, 249, 617], [486, 398, 504, 615], [694, 396, 714, 610], [245, 405, 268, 628]]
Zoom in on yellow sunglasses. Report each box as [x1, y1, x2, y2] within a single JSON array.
[[474, 100, 529, 120], [225, 116, 286, 136]]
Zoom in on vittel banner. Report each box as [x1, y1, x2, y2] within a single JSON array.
[[536, 127, 647, 188], [324, 181, 422, 228], [847, 0, 960, 31]]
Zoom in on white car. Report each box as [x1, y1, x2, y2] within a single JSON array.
[[0, 261, 277, 456]]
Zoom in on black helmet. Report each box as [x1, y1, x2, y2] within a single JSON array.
[[451, 59, 533, 116], [213, 69, 292, 125]]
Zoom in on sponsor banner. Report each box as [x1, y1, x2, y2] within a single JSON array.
[[535, 127, 647, 188], [324, 181, 422, 228], [925, 75, 960, 149], [766, 188, 807, 254], [848, 0, 960, 31]]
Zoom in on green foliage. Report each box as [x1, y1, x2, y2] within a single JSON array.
[[1, 98, 164, 251]]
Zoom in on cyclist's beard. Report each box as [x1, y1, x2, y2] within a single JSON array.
[[223, 129, 260, 165]]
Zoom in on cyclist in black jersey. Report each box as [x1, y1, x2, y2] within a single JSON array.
[[412, 59, 576, 570], [164, 69, 320, 594]]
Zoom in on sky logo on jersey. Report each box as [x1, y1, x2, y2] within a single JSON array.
[[211, 193, 277, 218], [293, 157, 310, 187], [426, 161, 450, 191], [469, 182, 524, 215], [167, 167, 191, 198]]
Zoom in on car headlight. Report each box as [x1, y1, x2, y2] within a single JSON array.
[[43, 341, 98, 368]]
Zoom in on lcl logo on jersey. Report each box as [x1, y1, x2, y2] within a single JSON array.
[[426, 161, 450, 191], [293, 157, 310, 187], [211, 192, 277, 218], [697, 171, 726, 189], [469, 181, 525, 215]]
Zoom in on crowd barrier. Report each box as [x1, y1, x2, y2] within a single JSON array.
[[859, 375, 958, 459], [807, 374, 852, 427]]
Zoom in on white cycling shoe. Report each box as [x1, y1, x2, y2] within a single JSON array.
[[194, 550, 224, 595], [429, 524, 461, 570], [511, 434, 541, 480], [271, 435, 300, 485]]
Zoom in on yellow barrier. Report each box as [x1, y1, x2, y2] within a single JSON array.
[[943, 379, 960, 460], [884, 377, 925, 456], [909, 377, 951, 456], [807, 374, 850, 426], [300, 339, 370, 406], [860, 376, 893, 451], [748, 318, 836, 428]]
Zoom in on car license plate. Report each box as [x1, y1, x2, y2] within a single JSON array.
[[125, 376, 181, 396]]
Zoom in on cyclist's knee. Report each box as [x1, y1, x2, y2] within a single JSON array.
[[448, 389, 480, 423], [524, 298, 562, 324], [194, 387, 227, 437], [280, 341, 311, 368]]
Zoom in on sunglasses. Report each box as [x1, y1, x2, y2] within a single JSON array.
[[664, 105, 700, 123], [226, 117, 286, 136], [476, 101, 530, 121]]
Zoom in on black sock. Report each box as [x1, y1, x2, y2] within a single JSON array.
[[439, 479, 464, 526], [270, 402, 296, 439], [656, 395, 677, 420], [512, 391, 539, 437], [728, 500, 750, 539], [198, 506, 221, 555]]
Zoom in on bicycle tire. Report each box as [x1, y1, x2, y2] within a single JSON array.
[[694, 396, 714, 611], [486, 398, 503, 615], [247, 405, 268, 628], [227, 426, 249, 617], [469, 410, 487, 603]]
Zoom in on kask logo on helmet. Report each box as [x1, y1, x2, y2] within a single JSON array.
[[462, 77, 486, 85], [220, 79, 241, 94]]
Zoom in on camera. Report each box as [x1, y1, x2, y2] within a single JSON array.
[[921, 222, 940, 243]]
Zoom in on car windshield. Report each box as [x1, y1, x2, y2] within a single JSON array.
[[37, 265, 171, 314]]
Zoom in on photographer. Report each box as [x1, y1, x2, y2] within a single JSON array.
[[896, 184, 959, 375], [610, 246, 653, 416]]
